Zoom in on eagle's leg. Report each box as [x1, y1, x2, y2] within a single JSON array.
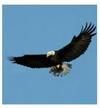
[[49, 65, 62, 76]]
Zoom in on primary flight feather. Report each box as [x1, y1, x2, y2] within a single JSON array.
[[9, 22, 96, 77]]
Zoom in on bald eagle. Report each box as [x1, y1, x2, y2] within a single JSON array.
[[9, 23, 96, 77]]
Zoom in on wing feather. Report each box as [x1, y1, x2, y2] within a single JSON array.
[[56, 23, 96, 62], [9, 54, 57, 68]]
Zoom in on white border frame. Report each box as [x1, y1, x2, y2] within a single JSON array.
[[0, 0, 99, 108], [1, 0, 98, 5]]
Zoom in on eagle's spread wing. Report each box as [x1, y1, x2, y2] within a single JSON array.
[[9, 54, 57, 68], [56, 23, 96, 62], [9, 23, 96, 69]]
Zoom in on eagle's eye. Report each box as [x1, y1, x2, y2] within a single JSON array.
[[47, 50, 55, 57]]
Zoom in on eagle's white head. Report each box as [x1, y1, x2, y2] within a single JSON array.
[[47, 50, 55, 57]]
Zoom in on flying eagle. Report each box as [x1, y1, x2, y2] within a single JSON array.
[[9, 23, 96, 77]]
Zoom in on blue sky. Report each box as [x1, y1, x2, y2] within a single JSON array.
[[3, 5, 97, 104]]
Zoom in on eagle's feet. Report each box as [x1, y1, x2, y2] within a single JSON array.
[[49, 70, 63, 77]]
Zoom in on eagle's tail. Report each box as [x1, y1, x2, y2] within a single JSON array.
[[49, 63, 72, 77], [61, 63, 72, 76]]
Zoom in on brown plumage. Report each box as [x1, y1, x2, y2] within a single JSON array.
[[56, 22, 96, 62], [9, 22, 96, 76]]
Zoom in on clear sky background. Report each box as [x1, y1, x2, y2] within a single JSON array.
[[3, 5, 97, 104]]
